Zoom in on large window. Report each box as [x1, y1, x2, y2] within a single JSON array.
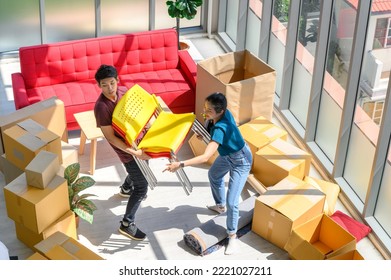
[[314, 0, 356, 164], [101, 0, 149, 36], [343, 1, 390, 205], [45, 0, 95, 43], [268, 0, 290, 98], [289, 0, 322, 130], [246, 0, 263, 54], [0, 0, 40, 52], [0, 0, 203, 52]]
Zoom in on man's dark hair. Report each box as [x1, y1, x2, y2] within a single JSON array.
[[95, 64, 118, 83], [205, 92, 227, 113]]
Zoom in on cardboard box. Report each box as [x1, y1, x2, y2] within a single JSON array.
[[252, 138, 312, 187], [239, 117, 288, 166], [58, 141, 78, 176], [304, 176, 340, 215], [35, 231, 104, 260], [284, 214, 356, 260], [0, 154, 24, 184], [252, 175, 325, 249], [25, 150, 60, 189], [188, 133, 218, 165], [3, 119, 62, 170], [196, 50, 276, 125], [0, 96, 67, 156], [3, 173, 70, 233], [26, 252, 49, 260], [15, 210, 77, 250], [327, 249, 364, 260]]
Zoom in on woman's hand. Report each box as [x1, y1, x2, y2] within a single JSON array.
[[163, 161, 181, 173]]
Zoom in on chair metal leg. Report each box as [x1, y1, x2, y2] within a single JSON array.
[[175, 168, 193, 195], [191, 119, 211, 144], [134, 157, 157, 190]]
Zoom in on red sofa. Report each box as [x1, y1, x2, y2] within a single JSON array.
[[11, 29, 197, 130]]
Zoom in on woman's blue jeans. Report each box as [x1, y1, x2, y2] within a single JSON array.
[[208, 143, 252, 235]]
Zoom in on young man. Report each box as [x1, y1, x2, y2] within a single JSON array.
[[94, 64, 150, 241]]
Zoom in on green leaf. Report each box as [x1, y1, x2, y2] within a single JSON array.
[[73, 199, 97, 224], [166, 0, 202, 20], [72, 176, 96, 194], [74, 208, 93, 224], [64, 162, 80, 186]]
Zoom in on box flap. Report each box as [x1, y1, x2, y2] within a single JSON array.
[[17, 133, 47, 151], [304, 176, 340, 215], [36, 130, 59, 143], [35, 231, 70, 254], [17, 119, 46, 135]]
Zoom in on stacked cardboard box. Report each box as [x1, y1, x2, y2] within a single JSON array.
[[2, 119, 62, 170], [0, 96, 67, 157], [252, 175, 326, 249], [3, 170, 76, 249], [2, 119, 78, 250], [239, 116, 288, 170], [251, 175, 359, 260], [0, 140, 78, 185], [252, 138, 312, 187]]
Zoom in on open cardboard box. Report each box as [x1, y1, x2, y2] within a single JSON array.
[[195, 50, 276, 126], [284, 213, 357, 260], [327, 249, 364, 260]]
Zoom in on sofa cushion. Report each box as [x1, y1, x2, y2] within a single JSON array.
[[120, 69, 194, 113]]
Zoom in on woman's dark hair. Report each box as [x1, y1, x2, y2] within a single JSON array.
[[95, 64, 118, 83], [205, 92, 227, 113]]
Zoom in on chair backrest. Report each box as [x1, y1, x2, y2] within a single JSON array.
[[112, 84, 158, 144]]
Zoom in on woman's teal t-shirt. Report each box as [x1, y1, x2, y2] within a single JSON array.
[[210, 110, 245, 156]]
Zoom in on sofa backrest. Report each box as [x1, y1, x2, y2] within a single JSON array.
[[19, 29, 179, 89]]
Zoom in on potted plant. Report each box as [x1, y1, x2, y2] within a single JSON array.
[[166, 0, 203, 49], [64, 162, 97, 225]]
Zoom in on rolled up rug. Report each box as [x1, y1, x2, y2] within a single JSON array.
[[183, 195, 256, 255]]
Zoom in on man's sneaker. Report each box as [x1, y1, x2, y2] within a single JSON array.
[[119, 222, 146, 241], [207, 205, 226, 214], [119, 185, 133, 198]]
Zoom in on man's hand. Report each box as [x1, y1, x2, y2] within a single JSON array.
[[126, 147, 151, 160], [134, 149, 151, 160]]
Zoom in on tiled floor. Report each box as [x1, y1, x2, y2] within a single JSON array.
[[0, 36, 385, 260]]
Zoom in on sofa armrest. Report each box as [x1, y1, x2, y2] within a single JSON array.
[[11, 73, 30, 109], [178, 50, 197, 90]]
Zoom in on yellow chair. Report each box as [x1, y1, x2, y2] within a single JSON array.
[[112, 84, 197, 195]]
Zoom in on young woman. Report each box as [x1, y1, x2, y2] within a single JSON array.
[[164, 92, 252, 255]]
